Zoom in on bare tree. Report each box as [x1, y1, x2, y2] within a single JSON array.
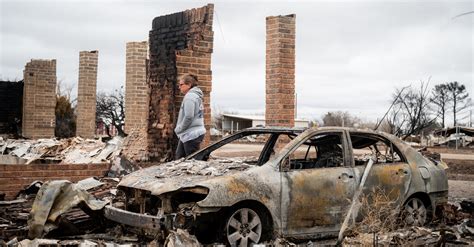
[[322, 111, 360, 127], [96, 87, 126, 137], [447, 81, 470, 126], [430, 84, 451, 128], [211, 105, 224, 130], [382, 107, 404, 136], [55, 81, 76, 138], [375, 86, 409, 132], [388, 82, 436, 139]]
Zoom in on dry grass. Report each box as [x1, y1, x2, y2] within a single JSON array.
[[344, 187, 403, 245]]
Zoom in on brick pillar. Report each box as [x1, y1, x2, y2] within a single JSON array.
[[76, 51, 98, 138], [122, 41, 150, 161], [125, 41, 149, 133], [22, 59, 56, 138], [265, 14, 296, 127], [147, 4, 214, 161]]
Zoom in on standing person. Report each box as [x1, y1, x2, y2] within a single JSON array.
[[174, 73, 206, 159]]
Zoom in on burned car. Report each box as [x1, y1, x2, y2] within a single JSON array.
[[104, 127, 448, 245]]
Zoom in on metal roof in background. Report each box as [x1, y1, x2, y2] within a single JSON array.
[[433, 127, 474, 137]]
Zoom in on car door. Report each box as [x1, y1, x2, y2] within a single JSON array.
[[280, 130, 357, 237], [349, 132, 412, 205]]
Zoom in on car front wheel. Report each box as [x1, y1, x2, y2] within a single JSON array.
[[403, 197, 427, 226], [225, 207, 263, 247]]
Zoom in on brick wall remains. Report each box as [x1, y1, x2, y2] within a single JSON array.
[[0, 81, 23, 134], [76, 51, 99, 138], [147, 4, 214, 161], [0, 163, 110, 200], [265, 14, 296, 127], [22, 60, 56, 138]]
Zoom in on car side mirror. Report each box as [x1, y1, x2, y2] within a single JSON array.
[[281, 156, 290, 172]]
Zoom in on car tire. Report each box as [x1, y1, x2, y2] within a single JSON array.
[[223, 207, 268, 247], [402, 197, 428, 226]]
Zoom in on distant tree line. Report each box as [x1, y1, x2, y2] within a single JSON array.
[[322, 81, 471, 140]]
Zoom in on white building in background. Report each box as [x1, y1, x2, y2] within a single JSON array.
[[221, 114, 310, 134]]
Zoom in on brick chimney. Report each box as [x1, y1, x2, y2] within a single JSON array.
[[125, 41, 149, 134], [265, 14, 296, 127], [76, 50, 98, 138]]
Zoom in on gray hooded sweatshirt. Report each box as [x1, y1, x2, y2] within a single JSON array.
[[174, 86, 206, 142]]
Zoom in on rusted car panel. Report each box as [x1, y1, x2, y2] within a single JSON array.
[[195, 165, 281, 210], [105, 127, 449, 244], [352, 131, 448, 210], [387, 136, 449, 207], [281, 167, 357, 236]]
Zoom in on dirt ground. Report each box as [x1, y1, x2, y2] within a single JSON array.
[[442, 154, 474, 199], [448, 180, 474, 199], [445, 158, 474, 199]]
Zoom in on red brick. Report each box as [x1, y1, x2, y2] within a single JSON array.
[[142, 4, 214, 162], [265, 14, 296, 128], [22, 59, 56, 138], [76, 51, 99, 138], [0, 163, 110, 200]]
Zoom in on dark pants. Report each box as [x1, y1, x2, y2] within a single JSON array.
[[175, 134, 205, 159]]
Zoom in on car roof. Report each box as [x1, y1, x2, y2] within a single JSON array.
[[242, 126, 404, 144], [245, 126, 388, 135], [243, 126, 307, 133]]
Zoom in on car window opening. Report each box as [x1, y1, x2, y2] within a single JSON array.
[[350, 134, 403, 165], [288, 133, 344, 170]]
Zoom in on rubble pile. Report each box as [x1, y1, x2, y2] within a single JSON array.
[[0, 199, 32, 241], [0, 177, 121, 245], [344, 200, 474, 246], [0, 136, 123, 164], [443, 201, 472, 225], [344, 225, 473, 246]]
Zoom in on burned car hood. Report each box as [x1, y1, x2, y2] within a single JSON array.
[[118, 158, 255, 195]]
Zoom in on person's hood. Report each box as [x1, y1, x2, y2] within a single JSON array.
[[187, 86, 203, 100]]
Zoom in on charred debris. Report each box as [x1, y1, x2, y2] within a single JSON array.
[[0, 162, 473, 246], [0, 134, 473, 246]]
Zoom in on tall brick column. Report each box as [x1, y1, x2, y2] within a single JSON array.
[[265, 14, 296, 127], [125, 41, 149, 133], [76, 51, 98, 138], [147, 4, 214, 161], [122, 41, 150, 161], [22, 59, 57, 138]]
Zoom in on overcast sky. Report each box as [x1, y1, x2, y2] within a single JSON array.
[[1, 0, 472, 123]]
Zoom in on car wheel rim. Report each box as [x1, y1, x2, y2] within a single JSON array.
[[404, 198, 427, 226], [226, 208, 262, 247]]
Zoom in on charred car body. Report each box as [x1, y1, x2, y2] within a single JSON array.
[[104, 127, 448, 245]]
